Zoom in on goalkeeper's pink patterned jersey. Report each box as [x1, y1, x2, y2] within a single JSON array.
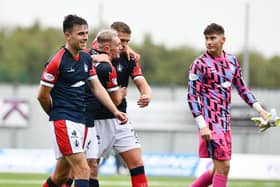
[[187, 51, 257, 132]]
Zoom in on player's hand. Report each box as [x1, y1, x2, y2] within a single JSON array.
[[91, 54, 110, 63], [200, 127, 212, 141], [125, 46, 140, 61], [259, 110, 269, 120], [137, 94, 151, 108], [252, 109, 280, 132], [252, 117, 269, 132], [113, 111, 128, 125]]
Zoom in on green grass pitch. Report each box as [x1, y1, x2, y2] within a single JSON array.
[[0, 173, 280, 187]]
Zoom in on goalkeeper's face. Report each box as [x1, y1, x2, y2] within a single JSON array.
[[205, 33, 225, 55]]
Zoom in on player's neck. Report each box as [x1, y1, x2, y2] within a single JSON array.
[[65, 44, 80, 57], [208, 51, 223, 58]]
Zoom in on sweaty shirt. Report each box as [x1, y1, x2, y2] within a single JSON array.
[[187, 51, 257, 132]]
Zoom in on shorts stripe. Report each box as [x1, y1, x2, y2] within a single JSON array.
[[53, 120, 73, 155], [82, 127, 88, 149]]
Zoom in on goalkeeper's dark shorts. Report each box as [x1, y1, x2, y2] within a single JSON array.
[[198, 130, 232, 160]]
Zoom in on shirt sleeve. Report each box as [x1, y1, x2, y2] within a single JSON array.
[[88, 59, 98, 81], [130, 59, 144, 80], [40, 56, 60, 88], [95, 63, 119, 92], [187, 60, 205, 117], [233, 57, 257, 106]]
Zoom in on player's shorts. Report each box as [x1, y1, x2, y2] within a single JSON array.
[[49, 120, 92, 159], [94, 118, 141, 158], [84, 126, 98, 159], [198, 130, 232, 160]]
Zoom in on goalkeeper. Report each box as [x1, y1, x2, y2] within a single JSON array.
[[187, 23, 269, 187]]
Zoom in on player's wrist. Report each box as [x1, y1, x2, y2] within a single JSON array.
[[195, 115, 207, 129], [252, 102, 264, 113]]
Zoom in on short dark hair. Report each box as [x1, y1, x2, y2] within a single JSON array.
[[110, 21, 131, 34], [203, 23, 224, 35], [63, 14, 88, 33]]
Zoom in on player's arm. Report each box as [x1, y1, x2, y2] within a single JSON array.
[[187, 61, 211, 139], [108, 89, 125, 106], [88, 78, 127, 124], [38, 56, 59, 116], [37, 85, 52, 116], [134, 77, 152, 108], [125, 45, 140, 61], [91, 54, 110, 63], [187, 61, 204, 118], [98, 63, 125, 106], [130, 60, 151, 108], [252, 102, 269, 119], [233, 59, 269, 118]]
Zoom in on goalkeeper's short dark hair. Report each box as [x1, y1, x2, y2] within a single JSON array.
[[203, 23, 224, 35]]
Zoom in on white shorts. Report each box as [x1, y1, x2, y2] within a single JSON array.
[[84, 126, 98, 159], [49, 120, 96, 159], [94, 118, 141, 158]]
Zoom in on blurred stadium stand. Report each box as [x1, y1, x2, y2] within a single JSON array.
[[0, 85, 279, 155]]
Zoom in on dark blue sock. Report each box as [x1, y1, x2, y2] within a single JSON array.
[[44, 177, 58, 187], [65, 178, 74, 186], [130, 166, 145, 176], [74, 179, 88, 187], [89, 179, 99, 187]]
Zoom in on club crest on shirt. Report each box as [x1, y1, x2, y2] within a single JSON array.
[[221, 81, 231, 88], [43, 72, 55, 81], [117, 64, 123, 72], [189, 73, 198, 81], [84, 64, 88, 72]]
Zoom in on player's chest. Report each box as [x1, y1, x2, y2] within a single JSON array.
[[113, 62, 130, 79], [204, 60, 236, 86], [60, 60, 90, 82]]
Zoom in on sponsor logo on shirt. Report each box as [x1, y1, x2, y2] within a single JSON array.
[[43, 72, 55, 81], [67, 68, 75, 72], [221, 81, 231, 88], [189, 73, 198, 81], [71, 81, 85, 87]]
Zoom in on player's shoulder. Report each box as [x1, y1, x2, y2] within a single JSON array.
[[45, 47, 66, 67], [193, 52, 208, 66], [80, 50, 92, 58], [95, 62, 114, 72], [224, 51, 239, 65], [86, 48, 100, 56]]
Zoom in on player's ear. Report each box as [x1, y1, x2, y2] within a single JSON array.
[[103, 45, 110, 54], [65, 32, 70, 39], [222, 35, 226, 44]]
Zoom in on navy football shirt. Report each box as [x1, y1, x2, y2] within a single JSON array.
[[41, 47, 97, 124]]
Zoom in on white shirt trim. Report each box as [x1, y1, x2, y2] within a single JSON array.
[[107, 86, 120, 92], [133, 75, 144, 81], [40, 80, 54, 88], [88, 75, 98, 80]]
